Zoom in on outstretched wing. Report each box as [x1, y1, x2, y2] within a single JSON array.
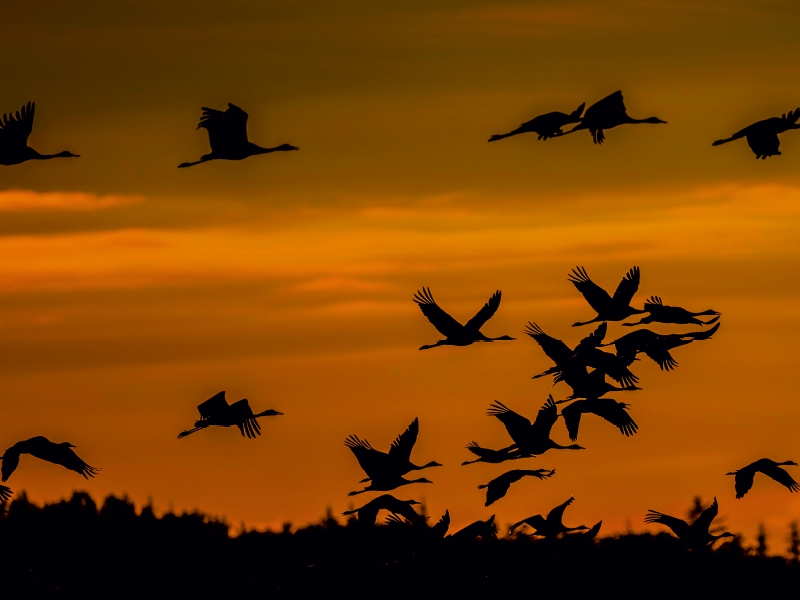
[[546, 496, 575, 526], [692, 497, 719, 533], [643, 345, 678, 371], [612, 266, 640, 306], [198, 391, 229, 419], [389, 418, 419, 464], [586, 91, 626, 120], [759, 463, 800, 494], [524, 322, 572, 364], [568, 267, 612, 314], [229, 399, 261, 438], [746, 132, 780, 159], [344, 435, 386, 480], [590, 400, 638, 437], [465, 290, 502, 332], [0, 102, 35, 149], [531, 396, 559, 440], [733, 470, 755, 499], [681, 322, 720, 342], [487, 401, 532, 446], [583, 349, 639, 386], [560, 402, 583, 442], [574, 322, 607, 353], [645, 510, 690, 538], [413, 288, 463, 338], [0, 485, 12, 502], [198, 103, 249, 153], [432, 509, 450, 537]]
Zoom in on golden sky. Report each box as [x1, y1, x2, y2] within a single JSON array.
[[2, 0, 800, 546]]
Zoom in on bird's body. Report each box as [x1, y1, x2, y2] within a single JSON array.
[[341, 494, 423, 526], [645, 497, 734, 549], [1, 436, 98, 481], [488, 397, 584, 456], [727, 459, 799, 499], [713, 109, 800, 159], [478, 468, 555, 507], [414, 288, 515, 350], [447, 515, 497, 541], [0, 102, 79, 166], [564, 91, 666, 144], [178, 391, 282, 439], [602, 323, 720, 370], [461, 441, 533, 466], [624, 296, 720, 327], [178, 103, 298, 168], [488, 103, 585, 142], [510, 496, 588, 538], [559, 398, 638, 441], [568, 266, 644, 327]]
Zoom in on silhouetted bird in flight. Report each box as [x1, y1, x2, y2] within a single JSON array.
[[413, 288, 515, 350], [178, 391, 282, 439], [564, 91, 666, 144], [488, 397, 584, 456], [575, 520, 603, 540], [601, 323, 720, 370], [488, 103, 585, 142], [645, 497, 734, 549], [559, 398, 638, 441], [530, 322, 639, 387], [345, 418, 441, 485], [478, 468, 555, 507], [178, 103, 298, 168], [560, 367, 641, 400], [447, 514, 497, 541], [623, 296, 721, 327], [0, 436, 99, 481], [386, 509, 450, 539], [727, 459, 799, 499], [713, 108, 800, 159], [0, 485, 11, 502], [510, 496, 589, 538], [0, 102, 79, 166], [461, 441, 533, 466], [569, 266, 644, 327], [341, 494, 424, 526]]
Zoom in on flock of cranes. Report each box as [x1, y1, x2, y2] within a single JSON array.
[[0, 89, 798, 547]]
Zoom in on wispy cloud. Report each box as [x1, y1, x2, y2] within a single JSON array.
[[0, 189, 142, 212]]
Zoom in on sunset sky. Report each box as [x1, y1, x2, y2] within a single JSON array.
[[2, 0, 800, 548]]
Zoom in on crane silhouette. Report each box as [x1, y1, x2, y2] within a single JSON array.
[[345, 418, 442, 484], [341, 494, 424, 526], [560, 367, 642, 400], [447, 514, 497, 541], [623, 296, 721, 327], [726, 459, 799, 499], [386, 509, 450, 539], [0, 102, 79, 166], [645, 497, 734, 549], [178, 103, 298, 168], [510, 496, 589, 538], [461, 441, 533, 466], [178, 391, 282, 439], [529, 322, 639, 387], [713, 108, 800, 159], [601, 323, 720, 370], [488, 103, 585, 142], [569, 266, 644, 327], [563, 91, 666, 144], [413, 287, 515, 350], [478, 468, 555, 507], [488, 397, 585, 456], [0, 436, 99, 481], [559, 398, 638, 441]]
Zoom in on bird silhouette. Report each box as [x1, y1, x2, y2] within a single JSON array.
[[447, 515, 497, 541], [563, 91, 666, 144], [347, 469, 433, 496], [0, 485, 11, 502], [569, 266, 644, 327], [345, 418, 442, 484], [386, 509, 450, 539], [713, 108, 800, 159], [559, 398, 638, 441], [478, 468, 555, 507], [559, 367, 642, 400], [488, 103, 585, 142], [623, 296, 721, 327], [726, 459, 799, 499], [645, 497, 734, 549], [178, 391, 282, 439], [0, 102, 79, 166], [178, 103, 298, 168], [488, 397, 585, 455], [413, 288, 515, 350], [510, 496, 588, 538], [601, 323, 721, 370], [461, 441, 533, 466], [341, 494, 424, 526], [0, 436, 99, 481]]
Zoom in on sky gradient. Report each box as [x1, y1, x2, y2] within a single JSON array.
[[2, 0, 800, 548]]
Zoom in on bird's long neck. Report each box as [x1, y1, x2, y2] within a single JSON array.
[[251, 143, 295, 155], [409, 461, 440, 471], [31, 150, 77, 160]]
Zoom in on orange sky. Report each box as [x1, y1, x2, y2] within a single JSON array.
[[2, 0, 800, 549]]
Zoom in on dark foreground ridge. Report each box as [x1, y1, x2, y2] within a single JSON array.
[[1, 492, 798, 598]]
